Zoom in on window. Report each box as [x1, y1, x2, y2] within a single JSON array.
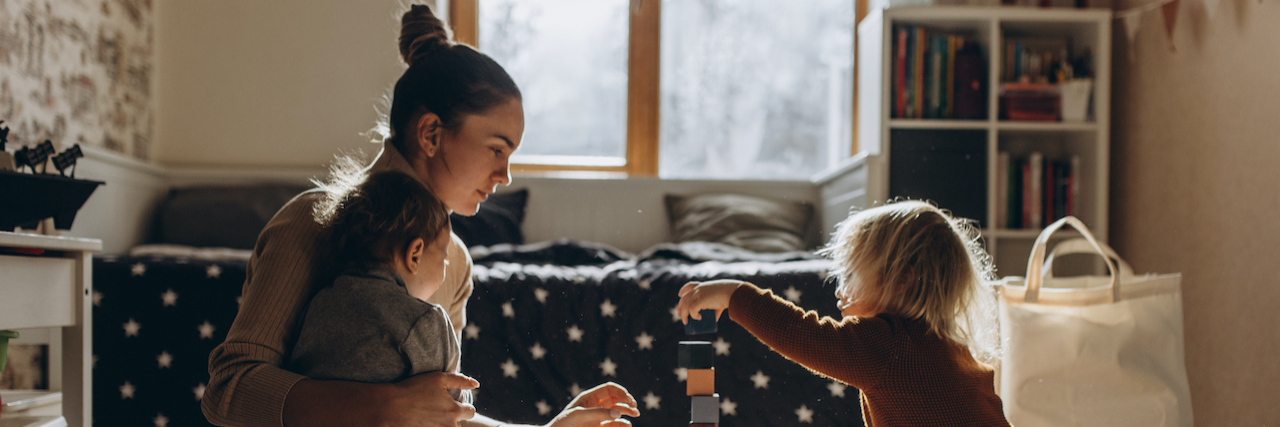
[[453, 0, 856, 179]]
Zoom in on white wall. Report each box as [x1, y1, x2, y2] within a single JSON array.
[[1110, 0, 1280, 423], [155, 0, 415, 168]]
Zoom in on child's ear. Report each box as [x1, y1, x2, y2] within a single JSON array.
[[405, 238, 426, 273]]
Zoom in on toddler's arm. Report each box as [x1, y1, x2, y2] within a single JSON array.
[[677, 280, 894, 389]]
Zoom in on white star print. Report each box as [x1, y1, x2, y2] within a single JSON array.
[[206, 264, 222, 279], [157, 351, 173, 369], [669, 307, 681, 322], [751, 370, 771, 389], [784, 286, 803, 303], [198, 321, 216, 339], [720, 398, 738, 416], [600, 357, 617, 377], [502, 302, 515, 318], [828, 381, 848, 397], [92, 291, 103, 306], [674, 368, 688, 382], [638, 279, 651, 290], [120, 381, 136, 399], [536, 400, 552, 415], [713, 337, 731, 356], [161, 288, 178, 307], [599, 299, 617, 318], [529, 342, 547, 360], [642, 391, 661, 410], [464, 323, 480, 340], [534, 288, 549, 304], [500, 358, 519, 378], [567, 324, 584, 342], [193, 383, 206, 401], [796, 404, 814, 423], [131, 263, 146, 276], [153, 413, 169, 427], [635, 332, 654, 350], [124, 318, 141, 337], [569, 383, 582, 397]]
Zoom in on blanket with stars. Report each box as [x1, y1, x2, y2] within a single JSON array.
[[90, 241, 864, 427]]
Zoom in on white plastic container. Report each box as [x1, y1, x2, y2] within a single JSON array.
[[1059, 78, 1093, 122]]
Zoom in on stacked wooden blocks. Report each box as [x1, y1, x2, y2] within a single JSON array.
[[681, 309, 719, 426]]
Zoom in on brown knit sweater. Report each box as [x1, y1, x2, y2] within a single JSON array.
[[729, 284, 1011, 427]]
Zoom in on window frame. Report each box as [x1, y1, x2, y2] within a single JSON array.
[[449, 0, 866, 178]]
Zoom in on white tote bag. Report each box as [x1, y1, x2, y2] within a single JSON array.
[[997, 217, 1193, 427]]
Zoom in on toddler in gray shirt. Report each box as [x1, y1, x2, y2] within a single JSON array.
[[289, 171, 470, 403]]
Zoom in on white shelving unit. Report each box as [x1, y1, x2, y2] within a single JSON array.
[[856, 6, 1111, 277], [1, 232, 100, 427]]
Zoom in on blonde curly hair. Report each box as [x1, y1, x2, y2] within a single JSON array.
[[819, 200, 1000, 364]]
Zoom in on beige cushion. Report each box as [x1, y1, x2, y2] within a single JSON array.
[[665, 193, 813, 253]]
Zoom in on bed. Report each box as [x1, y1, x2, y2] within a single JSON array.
[[90, 183, 866, 427]]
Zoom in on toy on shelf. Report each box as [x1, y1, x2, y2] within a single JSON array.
[[0, 121, 104, 232]]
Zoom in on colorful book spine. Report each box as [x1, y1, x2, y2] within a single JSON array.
[[914, 27, 925, 119], [895, 27, 907, 118], [997, 152, 1010, 229]]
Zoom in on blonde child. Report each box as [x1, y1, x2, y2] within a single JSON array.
[[676, 200, 1009, 427], [289, 171, 471, 403]]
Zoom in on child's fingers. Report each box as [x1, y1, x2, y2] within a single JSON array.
[[678, 281, 700, 297]]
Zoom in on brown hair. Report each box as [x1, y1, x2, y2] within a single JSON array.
[[376, 4, 521, 157], [819, 200, 1000, 363], [319, 171, 450, 269]]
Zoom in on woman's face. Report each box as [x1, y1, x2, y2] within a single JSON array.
[[423, 98, 525, 215]]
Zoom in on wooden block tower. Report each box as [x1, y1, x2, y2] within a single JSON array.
[[680, 309, 719, 426]]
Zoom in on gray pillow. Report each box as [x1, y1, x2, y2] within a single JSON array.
[[664, 193, 813, 253], [153, 184, 309, 249]]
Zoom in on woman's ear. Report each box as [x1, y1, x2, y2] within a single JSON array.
[[404, 237, 426, 274], [415, 113, 443, 158]]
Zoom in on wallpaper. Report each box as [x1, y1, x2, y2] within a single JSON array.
[[0, 0, 153, 160]]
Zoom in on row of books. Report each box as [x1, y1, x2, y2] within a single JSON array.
[[1002, 37, 1091, 84], [996, 152, 1080, 230], [892, 25, 985, 120]]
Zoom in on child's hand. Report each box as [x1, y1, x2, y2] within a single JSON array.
[[676, 279, 748, 324]]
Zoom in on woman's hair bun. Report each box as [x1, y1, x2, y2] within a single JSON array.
[[399, 4, 453, 65]]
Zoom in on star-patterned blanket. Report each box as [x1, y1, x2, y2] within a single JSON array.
[[91, 241, 865, 427]]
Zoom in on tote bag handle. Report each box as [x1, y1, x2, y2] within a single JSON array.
[[1024, 216, 1119, 303], [1043, 237, 1135, 280]]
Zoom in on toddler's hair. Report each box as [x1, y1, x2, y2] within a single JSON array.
[[315, 170, 450, 269], [819, 200, 1000, 364]]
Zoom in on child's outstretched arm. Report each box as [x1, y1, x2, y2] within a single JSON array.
[[677, 280, 893, 390]]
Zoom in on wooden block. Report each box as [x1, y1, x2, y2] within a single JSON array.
[[678, 341, 713, 369], [690, 394, 719, 424], [684, 309, 718, 335], [686, 368, 715, 396]]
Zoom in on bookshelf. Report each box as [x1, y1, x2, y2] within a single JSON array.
[[856, 6, 1111, 277]]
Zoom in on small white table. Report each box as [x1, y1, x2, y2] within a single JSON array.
[[0, 232, 100, 427]]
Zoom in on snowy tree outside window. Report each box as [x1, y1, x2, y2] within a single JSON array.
[[478, 0, 854, 179], [661, 0, 854, 179]]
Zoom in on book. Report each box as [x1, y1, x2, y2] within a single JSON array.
[[895, 27, 907, 118], [1069, 155, 1080, 217], [1010, 156, 1023, 229], [914, 26, 925, 119], [1027, 152, 1043, 229]]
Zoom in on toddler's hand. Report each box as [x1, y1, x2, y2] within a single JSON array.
[[676, 279, 748, 324]]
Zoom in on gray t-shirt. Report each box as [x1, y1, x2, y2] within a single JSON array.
[[289, 266, 470, 402]]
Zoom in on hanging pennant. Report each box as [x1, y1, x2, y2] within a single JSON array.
[[1161, 0, 1180, 51], [1202, 0, 1220, 21], [1122, 12, 1143, 60]]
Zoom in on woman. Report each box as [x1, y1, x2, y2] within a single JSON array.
[[201, 5, 639, 427]]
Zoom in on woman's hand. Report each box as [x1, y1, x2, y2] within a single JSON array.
[[383, 372, 480, 427], [676, 279, 748, 324], [545, 382, 640, 427]]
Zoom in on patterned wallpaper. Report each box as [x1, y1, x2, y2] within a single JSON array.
[[0, 0, 153, 160]]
